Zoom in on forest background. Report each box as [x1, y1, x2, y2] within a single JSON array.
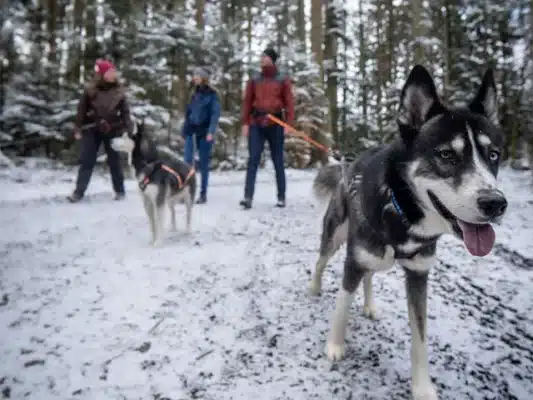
[[1, 0, 532, 170]]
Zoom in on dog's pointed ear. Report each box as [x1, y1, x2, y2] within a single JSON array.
[[469, 68, 499, 125], [398, 65, 444, 142]]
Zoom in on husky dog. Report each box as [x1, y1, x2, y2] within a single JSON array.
[[309, 65, 507, 400], [121, 121, 196, 246]]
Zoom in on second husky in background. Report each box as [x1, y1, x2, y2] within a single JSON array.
[[115, 121, 196, 246]]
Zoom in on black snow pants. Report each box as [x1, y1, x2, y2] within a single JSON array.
[[74, 131, 125, 196]]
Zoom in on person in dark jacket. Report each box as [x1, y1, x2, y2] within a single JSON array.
[[239, 48, 295, 210], [182, 67, 221, 204], [67, 59, 133, 203]]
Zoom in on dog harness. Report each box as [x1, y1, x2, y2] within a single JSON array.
[[139, 162, 195, 191]]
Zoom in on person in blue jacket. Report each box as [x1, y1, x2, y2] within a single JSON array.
[[182, 67, 221, 204]]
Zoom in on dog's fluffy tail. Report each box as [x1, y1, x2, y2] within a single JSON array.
[[312, 163, 342, 204]]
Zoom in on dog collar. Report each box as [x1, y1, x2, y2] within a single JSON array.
[[390, 190, 409, 225]]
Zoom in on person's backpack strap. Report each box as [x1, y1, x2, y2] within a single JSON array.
[[274, 71, 287, 82], [251, 71, 286, 88], [250, 72, 260, 93]]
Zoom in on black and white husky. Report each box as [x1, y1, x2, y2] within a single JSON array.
[[112, 121, 196, 246], [309, 65, 507, 399]]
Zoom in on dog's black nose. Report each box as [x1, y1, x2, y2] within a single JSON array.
[[477, 192, 507, 218]]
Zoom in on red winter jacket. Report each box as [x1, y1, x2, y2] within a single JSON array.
[[241, 65, 295, 126]]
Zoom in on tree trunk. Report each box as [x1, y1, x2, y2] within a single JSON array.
[[374, 3, 383, 136], [0, 17, 15, 119], [296, 0, 306, 52], [67, 0, 84, 85], [340, 8, 348, 144], [324, 2, 338, 144], [195, 0, 205, 31], [411, 0, 425, 65], [83, 0, 98, 83], [31, 1, 46, 76], [46, 0, 57, 65], [529, 0, 533, 165], [384, 0, 394, 84], [442, 0, 452, 101], [276, 0, 290, 51], [246, 2, 253, 78], [310, 0, 323, 80], [45, 0, 60, 98], [358, 0, 368, 129]]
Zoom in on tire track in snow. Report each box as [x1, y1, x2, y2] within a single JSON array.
[[430, 258, 533, 400], [493, 244, 533, 270]]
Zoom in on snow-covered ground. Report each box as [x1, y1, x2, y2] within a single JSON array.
[[1, 160, 533, 400]]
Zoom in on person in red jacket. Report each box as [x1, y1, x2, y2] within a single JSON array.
[[239, 48, 295, 209]]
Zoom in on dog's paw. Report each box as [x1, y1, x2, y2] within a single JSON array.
[[308, 280, 321, 296], [325, 341, 346, 361], [151, 239, 162, 247], [363, 305, 378, 320], [412, 382, 438, 400]]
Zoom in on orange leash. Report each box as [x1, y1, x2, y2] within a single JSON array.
[[266, 114, 331, 154]]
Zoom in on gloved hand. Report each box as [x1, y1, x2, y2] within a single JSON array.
[[99, 119, 112, 133]]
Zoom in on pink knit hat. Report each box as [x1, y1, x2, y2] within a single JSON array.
[[94, 59, 116, 75]]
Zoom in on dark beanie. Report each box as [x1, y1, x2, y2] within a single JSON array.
[[263, 48, 279, 64]]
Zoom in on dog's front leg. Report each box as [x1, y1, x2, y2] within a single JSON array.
[[401, 256, 438, 400], [325, 253, 365, 361]]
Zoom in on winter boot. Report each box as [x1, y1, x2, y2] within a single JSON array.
[[67, 191, 83, 203], [196, 195, 207, 204], [239, 198, 252, 209], [275, 199, 286, 208]]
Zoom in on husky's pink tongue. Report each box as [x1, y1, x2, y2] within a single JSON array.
[[457, 220, 495, 257]]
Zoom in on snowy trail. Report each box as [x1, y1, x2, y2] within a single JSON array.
[[1, 164, 533, 400]]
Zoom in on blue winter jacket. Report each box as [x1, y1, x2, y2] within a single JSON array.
[[181, 85, 221, 137]]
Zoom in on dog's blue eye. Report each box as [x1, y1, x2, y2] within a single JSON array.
[[489, 150, 499, 161]]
